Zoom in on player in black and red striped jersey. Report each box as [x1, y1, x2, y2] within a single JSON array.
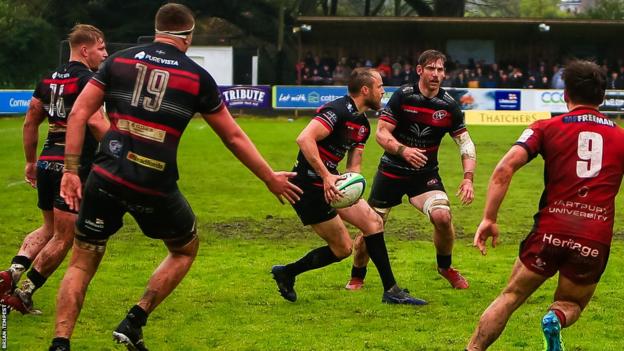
[[346, 50, 476, 291], [0, 24, 108, 315], [271, 68, 427, 306], [468, 60, 624, 350], [49, 4, 300, 351]]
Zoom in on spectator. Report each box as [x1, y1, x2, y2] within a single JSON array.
[[452, 71, 468, 88], [400, 63, 417, 84], [551, 65, 565, 89], [389, 67, 403, 86], [377, 56, 392, 84]]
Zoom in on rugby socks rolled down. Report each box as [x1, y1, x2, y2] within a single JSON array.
[[25, 268, 48, 292], [285, 246, 340, 276], [363, 232, 396, 291], [351, 265, 367, 279], [9, 255, 31, 282], [436, 254, 452, 269], [127, 305, 148, 327]]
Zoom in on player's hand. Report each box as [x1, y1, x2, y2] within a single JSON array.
[[60, 172, 82, 211], [265, 171, 303, 205], [400, 147, 428, 168], [456, 179, 474, 205], [24, 162, 37, 188], [473, 218, 499, 256], [322, 173, 343, 204]]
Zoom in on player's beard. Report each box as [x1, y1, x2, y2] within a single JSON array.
[[365, 96, 381, 111]]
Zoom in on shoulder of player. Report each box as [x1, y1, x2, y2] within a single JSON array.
[[397, 84, 415, 97], [438, 88, 459, 106]]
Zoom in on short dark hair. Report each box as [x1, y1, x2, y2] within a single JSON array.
[[418, 50, 446, 67], [68, 24, 104, 48], [563, 60, 607, 106], [348, 67, 378, 94], [155, 3, 195, 32]]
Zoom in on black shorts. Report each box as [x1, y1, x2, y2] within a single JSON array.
[[290, 177, 337, 226], [368, 169, 446, 209], [36, 160, 74, 213], [76, 172, 196, 244]]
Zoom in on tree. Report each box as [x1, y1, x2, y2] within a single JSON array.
[[584, 0, 624, 20], [519, 0, 567, 18]]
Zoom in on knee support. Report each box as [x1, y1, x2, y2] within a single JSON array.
[[74, 236, 107, 253], [372, 206, 392, 224], [422, 193, 451, 220]]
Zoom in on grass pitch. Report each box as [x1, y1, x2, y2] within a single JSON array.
[[0, 116, 623, 350]]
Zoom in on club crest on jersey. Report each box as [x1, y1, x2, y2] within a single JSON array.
[[432, 110, 449, 120], [358, 126, 367, 137]]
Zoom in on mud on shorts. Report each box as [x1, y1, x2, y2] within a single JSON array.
[[519, 232, 610, 285], [36, 160, 75, 213], [76, 172, 196, 246], [367, 169, 446, 209], [290, 176, 337, 226]]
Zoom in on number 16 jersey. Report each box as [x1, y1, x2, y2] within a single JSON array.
[[90, 42, 223, 195], [515, 107, 624, 245]]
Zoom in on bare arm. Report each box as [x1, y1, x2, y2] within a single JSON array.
[[473, 145, 529, 255], [295, 119, 341, 203], [345, 148, 364, 173], [376, 119, 427, 168], [23, 97, 46, 187], [86, 108, 110, 142], [452, 131, 477, 205], [203, 106, 301, 204], [60, 83, 105, 210]]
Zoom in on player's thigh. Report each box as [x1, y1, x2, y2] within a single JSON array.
[[367, 171, 406, 209], [310, 216, 351, 251], [290, 178, 337, 226], [554, 276, 597, 311], [75, 174, 125, 245], [409, 190, 449, 214], [502, 258, 549, 300], [130, 189, 196, 246], [338, 199, 383, 235], [52, 207, 78, 242]]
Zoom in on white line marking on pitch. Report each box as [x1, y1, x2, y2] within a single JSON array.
[[7, 181, 24, 187]]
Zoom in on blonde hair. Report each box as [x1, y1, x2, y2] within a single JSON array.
[[68, 24, 104, 49]]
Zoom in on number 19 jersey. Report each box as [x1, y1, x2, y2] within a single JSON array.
[[515, 108, 624, 244], [90, 42, 223, 195]]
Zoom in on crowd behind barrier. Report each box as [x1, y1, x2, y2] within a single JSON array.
[[296, 52, 624, 90]]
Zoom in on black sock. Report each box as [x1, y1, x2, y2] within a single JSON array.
[[26, 268, 47, 290], [127, 305, 148, 327], [285, 246, 340, 276], [351, 265, 367, 279], [363, 232, 396, 291], [11, 255, 32, 270], [437, 254, 452, 269], [50, 337, 70, 351]]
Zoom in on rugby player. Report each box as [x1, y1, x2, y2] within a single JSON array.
[[0, 24, 108, 314], [467, 60, 624, 350], [346, 50, 476, 290], [271, 67, 427, 305], [48, 4, 301, 351]]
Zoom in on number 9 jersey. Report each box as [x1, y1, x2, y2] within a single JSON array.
[[515, 107, 624, 245], [89, 42, 224, 195]]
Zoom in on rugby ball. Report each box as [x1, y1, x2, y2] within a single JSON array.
[[330, 172, 366, 209]]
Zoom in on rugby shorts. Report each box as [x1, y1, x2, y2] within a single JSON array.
[[519, 232, 610, 285], [290, 176, 337, 226], [36, 160, 75, 213], [368, 169, 446, 209], [76, 172, 196, 244]]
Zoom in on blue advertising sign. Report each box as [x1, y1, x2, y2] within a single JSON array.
[[273, 86, 399, 109], [219, 85, 271, 109], [0, 90, 32, 114], [494, 90, 521, 110]]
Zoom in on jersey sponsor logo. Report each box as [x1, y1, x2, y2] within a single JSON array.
[[516, 128, 534, 143], [432, 110, 448, 120], [116, 119, 167, 143], [126, 151, 166, 171], [542, 233, 600, 257], [563, 114, 615, 127], [134, 51, 179, 66], [408, 124, 432, 137], [547, 200, 609, 222]]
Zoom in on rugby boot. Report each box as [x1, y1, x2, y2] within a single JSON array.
[[0, 293, 30, 314], [382, 285, 427, 305], [113, 317, 149, 351], [438, 267, 469, 289], [271, 265, 297, 302], [345, 277, 364, 290], [542, 310, 565, 351]]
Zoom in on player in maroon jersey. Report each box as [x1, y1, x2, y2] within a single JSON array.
[[0, 24, 108, 315], [49, 4, 301, 351], [346, 50, 476, 291], [467, 60, 623, 350], [271, 68, 426, 305]]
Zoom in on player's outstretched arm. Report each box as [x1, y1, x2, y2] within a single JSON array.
[[453, 131, 477, 205], [473, 145, 528, 255], [202, 107, 302, 204], [376, 119, 427, 168], [296, 119, 342, 204], [23, 97, 46, 188], [86, 108, 110, 142], [60, 83, 105, 211]]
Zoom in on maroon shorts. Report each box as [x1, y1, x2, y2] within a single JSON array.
[[519, 232, 610, 285]]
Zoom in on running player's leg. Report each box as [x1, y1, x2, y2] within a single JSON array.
[[466, 259, 548, 350], [340, 200, 426, 305], [410, 188, 468, 289], [347, 207, 389, 290]]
